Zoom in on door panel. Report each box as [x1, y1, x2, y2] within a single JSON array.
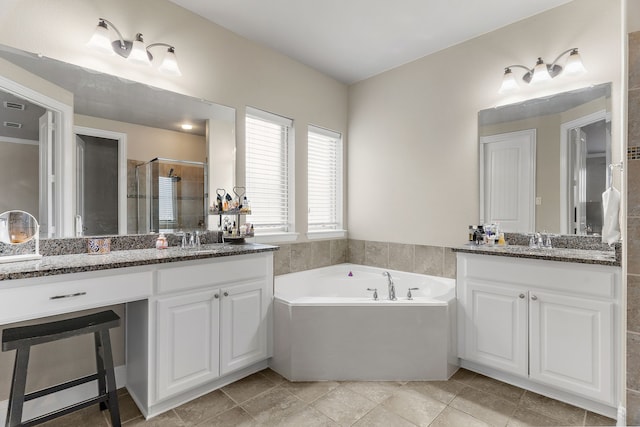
[[480, 130, 536, 233], [529, 290, 614, 404], [464, 281, 528, 376]]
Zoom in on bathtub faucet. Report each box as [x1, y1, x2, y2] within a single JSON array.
[[382, 271, 397, 301]]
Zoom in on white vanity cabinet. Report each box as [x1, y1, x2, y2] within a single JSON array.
[[155, 288, 221, 401], [457, 252, 620, 412], [126, 252, 273, 418]]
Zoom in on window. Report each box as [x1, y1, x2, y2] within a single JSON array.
[[158, 176, 177, 224], [245, 107, 294, 235], [307, 126, 343, 234]]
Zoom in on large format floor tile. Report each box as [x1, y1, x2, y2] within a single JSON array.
[[39, 368, 617, 427]]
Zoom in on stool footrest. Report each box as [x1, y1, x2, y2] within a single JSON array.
[[19, 395, 107, 427], [24, 372, 101, 402]]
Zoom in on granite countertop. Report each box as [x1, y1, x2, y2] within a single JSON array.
[[0, 243, 279, 281], [452, 244, 619, 266]]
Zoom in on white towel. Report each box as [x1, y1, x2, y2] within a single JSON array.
[[601, 186, 621, 245]]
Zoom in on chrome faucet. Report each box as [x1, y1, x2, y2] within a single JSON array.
[[382, 271, 397, 301]]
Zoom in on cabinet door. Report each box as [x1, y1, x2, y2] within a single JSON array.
[[463, 281, 528, 376], [155, 289, 220, 401], [529, 290, 614, 404], [220, 279, 268, 375]]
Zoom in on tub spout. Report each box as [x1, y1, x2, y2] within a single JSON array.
[[382, 271, 397, 301]]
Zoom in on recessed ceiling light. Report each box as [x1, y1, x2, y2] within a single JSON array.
[[181, 124, 193, 130]]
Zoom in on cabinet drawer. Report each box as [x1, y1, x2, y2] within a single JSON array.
[[157, 255, 268, 294], [0, 271, 153, 324]]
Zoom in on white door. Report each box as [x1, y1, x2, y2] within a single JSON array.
[[38, 112, 54, 237], [570, 128, 587, 234], [75, 135, 85, 235], [155, 289, 221, 401], [480, 130, 536, 233], [529, 290, 614, 404], [220, 280, 268, 375], [463, 281, 529, 377]]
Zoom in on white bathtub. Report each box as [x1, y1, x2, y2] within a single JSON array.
[[270, 263, 457, 381]]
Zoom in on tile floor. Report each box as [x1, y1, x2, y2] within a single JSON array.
[[41, 368, 616, 426]]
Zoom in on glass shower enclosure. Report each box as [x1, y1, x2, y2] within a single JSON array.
[[136, 158, 207, 234]]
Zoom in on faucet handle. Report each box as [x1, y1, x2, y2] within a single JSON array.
[[407, 287, 419, 300], [366, 288, 378, 301]]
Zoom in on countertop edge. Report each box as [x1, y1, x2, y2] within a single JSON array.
[[0, 244, 279, 281], [451, 245, 619, 267]]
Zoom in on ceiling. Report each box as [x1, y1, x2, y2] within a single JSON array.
[[169, 0, 573, 84]]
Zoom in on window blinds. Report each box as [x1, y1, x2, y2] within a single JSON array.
[[308, 126, 342, 230], [245, 107, 293, 233]]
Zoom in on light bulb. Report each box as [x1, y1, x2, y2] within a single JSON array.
[[158, 47, 182, 76], [530, 58, 551, 84], [563, 49, 586, 76], [499, 68, 519, 94], [87, 20, 114, 55], [128, 33, 151, 66]]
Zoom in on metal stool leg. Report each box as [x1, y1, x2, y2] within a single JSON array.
[[93, 332, 107, 411], [99, 329, 120, 427], [5, 346, 29, 427]]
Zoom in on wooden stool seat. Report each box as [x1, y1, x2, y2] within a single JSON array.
[[2, 310, 121, 427]]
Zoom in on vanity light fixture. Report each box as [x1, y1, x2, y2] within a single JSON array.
[[499, 48, 586, 94], [87, 18, 182, 76]]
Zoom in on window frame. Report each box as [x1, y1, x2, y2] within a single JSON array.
[[244, 106, 297, 242], [306, 124, 346, 240]]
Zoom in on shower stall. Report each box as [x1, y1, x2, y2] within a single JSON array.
[[136, 158, 207, 234]]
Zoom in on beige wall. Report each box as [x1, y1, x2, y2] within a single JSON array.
[[348, 0, 624, 247], [75, 114, 206, 163], [0, 0, 349, 242]]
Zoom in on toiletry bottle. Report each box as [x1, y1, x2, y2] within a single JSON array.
[[156, 233, 168, 249], [468, 226, 474, 242]]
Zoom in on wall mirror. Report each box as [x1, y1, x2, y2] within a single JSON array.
[[0, 44, 236, 238], [479, 83, 611, 235]]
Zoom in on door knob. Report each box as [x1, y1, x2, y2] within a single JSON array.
[[531, 295, 538, 301], [223, 291, 229, 297], [519, 293, 525, 299]]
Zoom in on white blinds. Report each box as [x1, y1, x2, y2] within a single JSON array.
[[245, 107, 293, 233], [308, 126, 342, 230], [158, 177, 176, 222]]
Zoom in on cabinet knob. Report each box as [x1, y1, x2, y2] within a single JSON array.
[[214, 294, 219, 299], [531, 295, 538, 301], [223, 291, 229, 297], [519, 293, 525, 299]]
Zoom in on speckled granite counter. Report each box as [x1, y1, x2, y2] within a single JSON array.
[[0, 243, 278, 281], [452, 244, 619, 266]]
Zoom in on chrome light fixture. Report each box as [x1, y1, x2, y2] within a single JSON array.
[[87, 18, 182, 76], [499, 48, 585, 94]]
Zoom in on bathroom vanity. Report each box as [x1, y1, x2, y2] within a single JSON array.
[[0, 244, 276, 419], [455, 246, 621, 418]]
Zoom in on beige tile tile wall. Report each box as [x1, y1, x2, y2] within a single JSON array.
[[628, 30, 640, 426], [274, 238, 455, 280]]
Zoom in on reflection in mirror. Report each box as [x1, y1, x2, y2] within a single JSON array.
[[0, 44, 236, 238], [0, 210, 39, 244], [136, 158, 207, 233], [479, 83, 611, 235], [0, 210, 42, 263]]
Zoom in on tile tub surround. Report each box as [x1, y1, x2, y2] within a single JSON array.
[[628, 29, 640, 426], [37, 368, 616, 426]]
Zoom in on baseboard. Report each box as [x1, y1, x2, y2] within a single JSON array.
[[0, 365, 126, 424]]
